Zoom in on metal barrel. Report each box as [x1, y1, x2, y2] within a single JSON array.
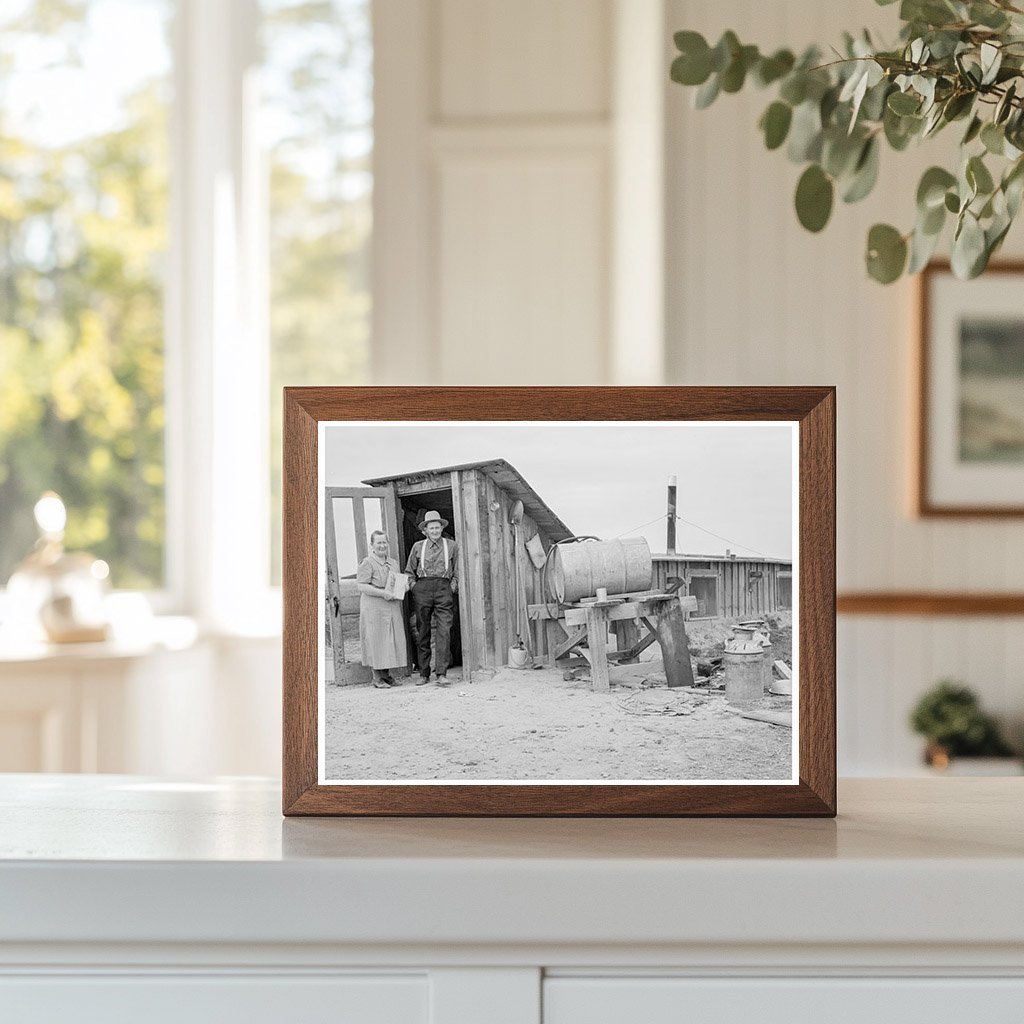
[[549, 538, 652, 604]]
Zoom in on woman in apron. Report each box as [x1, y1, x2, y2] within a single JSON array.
[[356, 531, 407, 687]]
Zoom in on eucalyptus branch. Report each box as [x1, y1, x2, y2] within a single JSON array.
[[670, 2, 1024, 283]]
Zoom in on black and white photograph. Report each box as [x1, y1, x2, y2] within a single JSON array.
[[318, 420, 798, 785]]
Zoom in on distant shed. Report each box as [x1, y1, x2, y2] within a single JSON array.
[[651, 553, 793, 619], [360, 459, 573, 677]]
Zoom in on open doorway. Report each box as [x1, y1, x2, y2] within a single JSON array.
[[397, 487, 463, 673]]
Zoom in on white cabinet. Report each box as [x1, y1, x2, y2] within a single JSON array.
[[1, 777, 1022, 1024], [544, 977, 1024, 1024], [1, 975, 428, 1024]]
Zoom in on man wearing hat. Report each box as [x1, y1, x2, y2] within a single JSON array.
[[405, 510, 459, 686]]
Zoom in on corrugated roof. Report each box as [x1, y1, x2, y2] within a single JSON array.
[[362, 458, 574, 541]]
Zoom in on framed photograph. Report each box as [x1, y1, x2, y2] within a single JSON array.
[[283, 387, 835, 816], [917, 261, 1024, 516]]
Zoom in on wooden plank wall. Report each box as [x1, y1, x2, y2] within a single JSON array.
[[652, 556, 793, 619], [454, 469, 555, 671]]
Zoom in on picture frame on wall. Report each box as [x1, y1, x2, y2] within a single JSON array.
[[282, 387, 836, 817], [917, 261, 1024, 517]]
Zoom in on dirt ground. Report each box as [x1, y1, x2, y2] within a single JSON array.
[[324, 664, 792, 782]]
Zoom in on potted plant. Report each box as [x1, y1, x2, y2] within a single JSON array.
[[909, 679, 1019, 771], [670, 0, 1024, 283]]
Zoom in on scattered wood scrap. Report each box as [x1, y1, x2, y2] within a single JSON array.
[[774, 660, 792, 679], [724, 705, 792, 728]]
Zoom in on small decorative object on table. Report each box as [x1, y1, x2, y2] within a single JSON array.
[[910, 679, 1021, 774], [4, 492, 111, 645], [283, 387, 836, 817]]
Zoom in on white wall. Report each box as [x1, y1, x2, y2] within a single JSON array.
[[373, 0, 631, 385], [173, 0, 1022, 779], [664, 0, 1024, 772]]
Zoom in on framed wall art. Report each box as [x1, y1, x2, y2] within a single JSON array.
[[917, 261, 1024, 517], [282, 387, 836, 816]]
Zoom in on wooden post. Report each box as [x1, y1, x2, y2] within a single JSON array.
[[667, 474, 677, 554], [323, 494, 347, 687], [584, 606, 611, 693], [647, 598, 695, 689], [612, 619, 641, 664]]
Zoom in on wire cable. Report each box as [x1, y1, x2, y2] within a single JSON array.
[[615, 511, 771, 559], [613, 513, 671, 539], [673, 514, 769, 559]]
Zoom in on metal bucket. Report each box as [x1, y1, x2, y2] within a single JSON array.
[[723, 649, 765, 703], [548, 538, 652, 603]]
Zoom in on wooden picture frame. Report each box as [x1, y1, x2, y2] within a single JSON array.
[[283, 387, 836, 816], [917, 260, 1024, 517]]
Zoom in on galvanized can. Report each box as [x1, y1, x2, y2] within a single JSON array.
[[723, 649, 765, 703]]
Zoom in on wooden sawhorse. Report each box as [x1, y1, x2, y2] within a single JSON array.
[[528, 591, 698, 693]]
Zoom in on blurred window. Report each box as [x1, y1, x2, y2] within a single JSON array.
[[0, 0, 173, 589], [261, 0, 372, 583]]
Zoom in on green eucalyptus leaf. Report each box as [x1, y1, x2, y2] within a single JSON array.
[[671, 49, 712, 87], [995, 83, 1017, 125], [842, 137, 880, 203], [760, 101, 793, 150], [754, 49, 795, 87], [674, 29, 707, 53], [986, 213, 1013, 259], [787, 100, 823, 162], [962, 115, 983, 145], [951, 212, 986, 278], [822, 128, 863, 177], [921, 199, 946, 235], [1003, 157, 1024, 216], [866, 223, 908, 283], [943, 92, 974, 123], [694, 73, 721, 109], [967, 154, 995, 195], [888, 91, 921, 115], [908, 221, 943, 273], [779, 73, 808, 106], [710, 31, 740, 73], [917, 166, 957, 210], [903, 0, 959, 28], [820, 85, 841, 126], [795, 164, 834, 232], [980, 41, 1002, 86], [981, 122, 1005, 155], [720, 44, 758, 93], [861, 80, 892, 122], [884, 106, 921, 150], [923, 103, 946, 137], [970, 2, 1009, 29], [1005, 174, 1024, 218], [944, 190, 960, 214], [926, 30, 962, 60]]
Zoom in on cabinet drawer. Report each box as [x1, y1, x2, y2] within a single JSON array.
[[0, 974, 427, 1024], [544, 977, 1024, 1024]]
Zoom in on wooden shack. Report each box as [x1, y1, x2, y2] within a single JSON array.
[[326, 459, 573, 683], [651, 553, 793, 619]]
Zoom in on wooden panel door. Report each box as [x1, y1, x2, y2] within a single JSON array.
[[324, 486, 402, 686]]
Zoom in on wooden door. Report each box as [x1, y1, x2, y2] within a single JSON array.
[[324, 486, 402, 685]]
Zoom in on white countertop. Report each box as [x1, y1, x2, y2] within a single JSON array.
[[2, 775, 1022, 950]]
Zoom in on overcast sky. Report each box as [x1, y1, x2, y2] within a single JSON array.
[[324, 421, 795, 560]]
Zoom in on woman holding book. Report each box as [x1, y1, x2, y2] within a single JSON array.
[[355, 530, 407, 688]]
